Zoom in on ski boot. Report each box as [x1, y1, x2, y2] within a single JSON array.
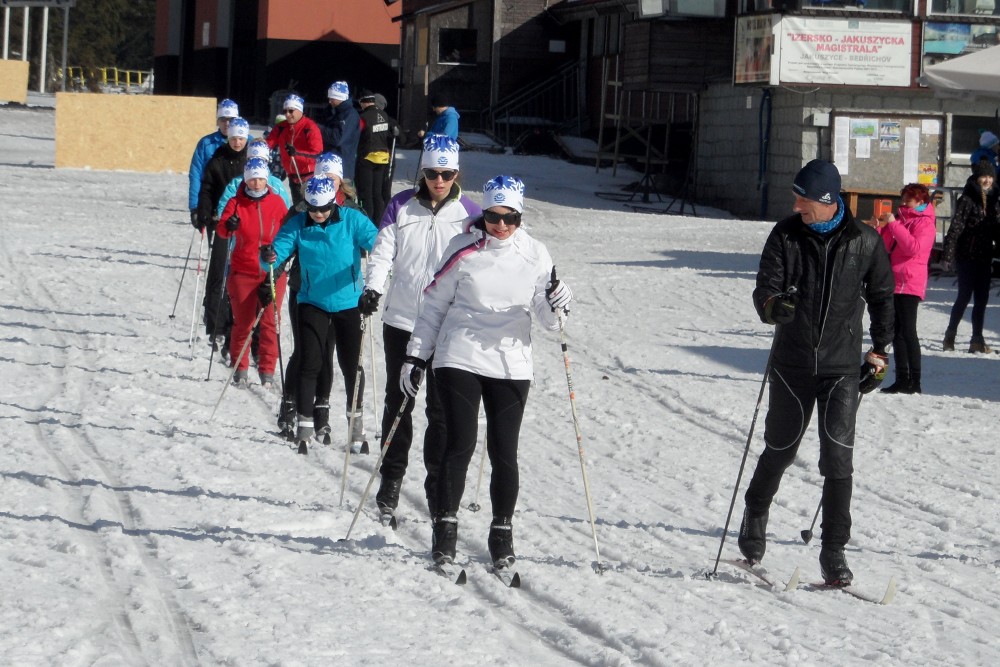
[[232, 369, 249, 388], [259, 372, 274, 390], [277, 396, 296, 441], [819, 546, 853, 587], [737, 508, 768, 565], [314, 402, 331, 445], [376, 476, 402, 529], [295, 416, 315, 456], [488, 516, 516, 569], [432, 513, 458, 564], [347, 410, 369, 454]]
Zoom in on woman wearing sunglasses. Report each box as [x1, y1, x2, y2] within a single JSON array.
[[361, 133, 481, 525], [261, 176, 378, 454], [401, 175, 573, 572]]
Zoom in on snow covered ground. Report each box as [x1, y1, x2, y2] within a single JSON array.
[[1, 104, 999, 666]]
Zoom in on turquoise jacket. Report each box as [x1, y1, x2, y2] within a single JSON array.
[[188, 131, 227, 210], [265, 206, 377, 313], [217, 174, 292, 217]]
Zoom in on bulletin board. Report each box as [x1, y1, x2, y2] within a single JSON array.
[[831, 113, 945, 194]]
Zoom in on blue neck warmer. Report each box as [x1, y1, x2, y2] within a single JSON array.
[[914, 203, 928, 212], [808, 197, 845, 235]]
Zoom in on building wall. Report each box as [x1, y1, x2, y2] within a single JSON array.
[[698, 83, 1000, 221]]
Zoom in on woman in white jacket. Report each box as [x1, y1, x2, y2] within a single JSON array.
[[400, 175, 573, 570], [360, 134, 481, 521]]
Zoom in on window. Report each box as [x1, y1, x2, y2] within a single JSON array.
[[438, 29, 477, 65], [801, 0, 910, 9], [929, 0, 1000, 16]]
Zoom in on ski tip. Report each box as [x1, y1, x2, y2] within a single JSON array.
[[360, 441, 370, 455], [509, 571, 521, 588], [455, 570, 468, 585], [784, 566, 801, 592], [880, 576, 897, 605]]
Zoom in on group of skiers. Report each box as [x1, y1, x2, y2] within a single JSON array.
[[185, 91, 568, 574]]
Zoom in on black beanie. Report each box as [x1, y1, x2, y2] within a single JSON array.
[[793, 159, 841, 204], [430, 93, 449, 108], [972, 159, 995, 179]]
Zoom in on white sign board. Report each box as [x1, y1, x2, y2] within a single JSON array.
[[778, 17, 912, 87], [0, 0, 76, 6]]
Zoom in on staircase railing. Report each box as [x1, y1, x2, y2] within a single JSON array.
[[481, 60, 582, 147]]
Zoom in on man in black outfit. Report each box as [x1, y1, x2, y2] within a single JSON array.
[[739, 159, 894, 586], [355, 90, 400, 224]]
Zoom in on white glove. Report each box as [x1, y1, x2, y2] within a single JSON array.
[[545, 280, 573, 312], [399, 357, 426, 398]]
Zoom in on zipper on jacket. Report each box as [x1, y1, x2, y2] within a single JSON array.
[[814, 239, 832, 375]]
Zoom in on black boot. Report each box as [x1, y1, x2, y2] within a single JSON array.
[[943, 330, 956, 351], [432, 514, 458, 564], [737, 508, 768, 565], [376, 476, 403, 514], [908, 371, 921, 394], [313, 401, 330, 439], [488, 516, 516, 568], [819, 546, 854, 586], [880, 370, 910, 394]]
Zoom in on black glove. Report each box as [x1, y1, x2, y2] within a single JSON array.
[[285, 143, 297, 157], [399, 356, 427, 398], [190, 209, 205, 230], [358, 289, 381, 316], [225, 214, 240, 232], [257, 279, 273, 307], [763, 288, 798, 325], [858, 349, 888, 394], [260, 244, 277, 265]]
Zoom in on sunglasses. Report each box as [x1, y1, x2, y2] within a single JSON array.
[[423, 169, 458, 182], [307, 203, 333, 214], [483, 210, 521, 226], [283, 108, 300, 114]]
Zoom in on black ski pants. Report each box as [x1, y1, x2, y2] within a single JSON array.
[[744, 369, 856, 548], [379, 325, 448, 497], [947, 258, 993, 342], [203, 228, 232, 339], [356, 159, 389, 225], [295, 303, 364, 419], [892, 294, 922, 374], [433, 367, 530, 520]]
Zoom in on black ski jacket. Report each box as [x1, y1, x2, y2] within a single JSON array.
[[942, 176, 1000, 265], [753, 207, 895, 377], [198, 143, 247, 223]]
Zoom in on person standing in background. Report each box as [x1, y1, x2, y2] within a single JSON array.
[[318, 81, 361, 183], [266, 93, 323, 205], [417, 93, 459, 141], [865, 183, 936, 394], [355, 90, 400, 225]]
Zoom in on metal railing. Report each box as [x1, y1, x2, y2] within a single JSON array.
[[480, 60, 583, 147]]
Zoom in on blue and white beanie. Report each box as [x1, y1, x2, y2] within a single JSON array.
[[419, 134, 460, 171], [247, 139, 271, 161], [227, 117, 250, 140], [483, 175, 525, 213], [217, 98, 239, 119], [327, 81, 350, 102], [283, 93, 305, 113], [316, 152, 344, 180], [244, 157, 270, 182], [304, 176, 338, 207]]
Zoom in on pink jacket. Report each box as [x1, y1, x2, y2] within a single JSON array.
[[878, 203, 936, 299]]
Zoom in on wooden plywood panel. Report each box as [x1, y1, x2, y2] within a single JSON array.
[[0, 60, 30, 104], [55, 93, 216, 173]]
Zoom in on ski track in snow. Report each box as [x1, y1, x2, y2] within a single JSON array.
[[2, 106, 1000, 665]]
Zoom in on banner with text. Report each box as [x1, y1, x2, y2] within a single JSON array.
[[778, 16, 912, 87]]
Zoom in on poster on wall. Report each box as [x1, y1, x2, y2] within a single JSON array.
[[777, 16, 912, 86], [879, 120, 901, 152], [734, 15, 775, 85], [921, 22, 1000, 78]]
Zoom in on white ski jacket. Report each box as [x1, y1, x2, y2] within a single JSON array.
[[407, 226, 564, 380], [365, 187, 481, 332]]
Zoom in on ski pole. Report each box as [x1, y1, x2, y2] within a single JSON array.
[[268, 262, 286, 393], [340, 316, 369, 507], [342, 397, 410, 541], [188, 230, 206, 356], [551, 268, 605, 574], [368, 318, 381, 439], [209, 306, 267, 420], [800, 383, 869, 544], [467, 429, 488, 512], [170, 225, 197, 319], [206, 234, 236, 381]]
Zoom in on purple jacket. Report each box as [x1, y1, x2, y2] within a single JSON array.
[[878, 203, 936, 299]]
